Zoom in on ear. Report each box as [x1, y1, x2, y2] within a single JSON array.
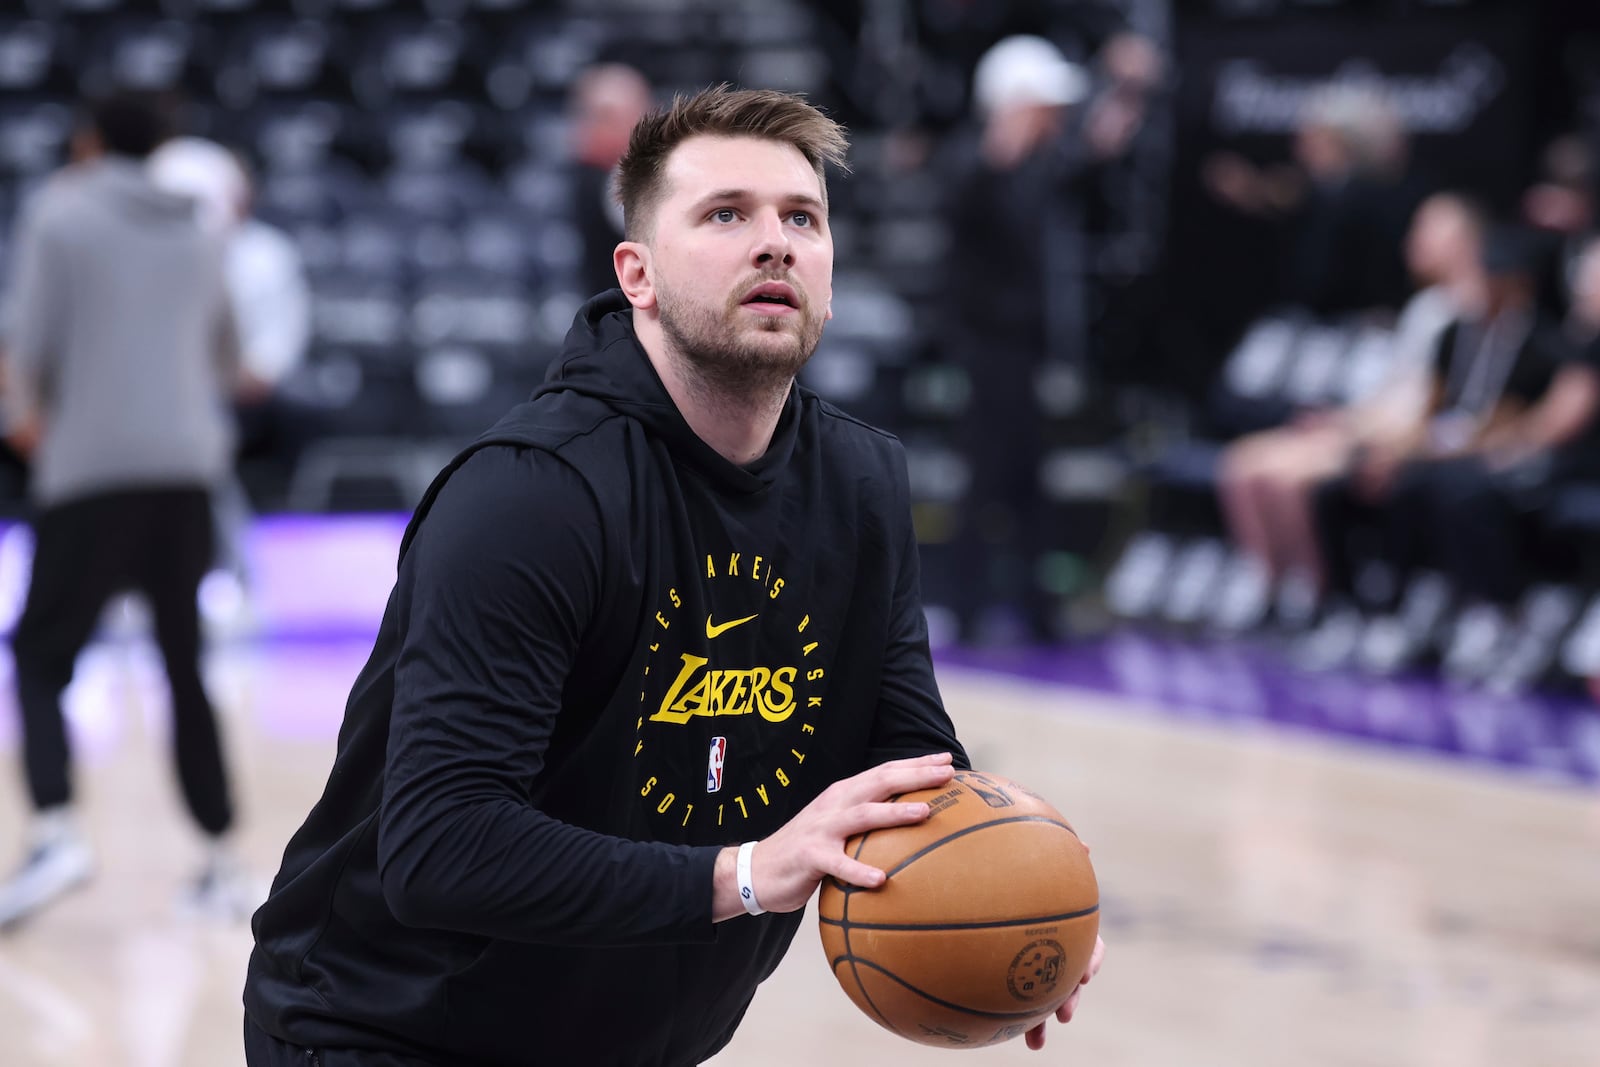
[[614, 241, 657, 311]]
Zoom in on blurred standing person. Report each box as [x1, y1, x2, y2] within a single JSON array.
[[1203, 85, 1419, 317], [149, 137, 312, 414], [149, 137, 312, 589], [568, 62, 654, 298], [941, 35, 1092, 646], [1521, 132, 1595, 318], [0, 92, 255, 929]]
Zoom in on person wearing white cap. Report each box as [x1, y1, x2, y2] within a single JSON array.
[[937, 35, 1093, 645], [148, 136, 311, 404], [149, 136, 312, 613], [971, 34, 1089, 170]]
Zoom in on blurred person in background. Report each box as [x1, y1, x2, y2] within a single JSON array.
[[568, 62, 654, 300], [1306, 226, 1576, 672], [1411, 235, 1600, 676], [149, 137, 311, 417], [1217, 192, 1488, 623], [940, 34, 1090, 646], [1521, 132, 1596, 318], [148, 136, 312, 604], [0, 91, 256, 929], [1204, 84, 1419, 318]]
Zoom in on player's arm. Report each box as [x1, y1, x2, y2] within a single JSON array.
[[865, 439, 969, 768], [377, 446, 721, 946]]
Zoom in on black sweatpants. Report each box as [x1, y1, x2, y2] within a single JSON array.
[[1315, 455, 1551, 609], [11, 486, 233, 835], [1313, 462, 1440, 610], [245, 1019, 441, 1066]]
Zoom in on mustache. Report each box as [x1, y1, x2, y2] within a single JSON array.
[[730, 273, 807, 309]]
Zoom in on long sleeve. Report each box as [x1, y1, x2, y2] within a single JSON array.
[[377, 445, 721, 945], [867, 441, 970, 769]]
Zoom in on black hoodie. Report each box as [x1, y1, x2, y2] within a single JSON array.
[[244, 293, 968, 1066]]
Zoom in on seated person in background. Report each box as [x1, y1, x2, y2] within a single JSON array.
[[1307, 225, 1579, 672], [1216, 192, 1486, 619], [1521, 132, 1595, 320], [1414, 235, 1600, 678]]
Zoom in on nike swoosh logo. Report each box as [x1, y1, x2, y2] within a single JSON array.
[[705, 613, 760, 639]]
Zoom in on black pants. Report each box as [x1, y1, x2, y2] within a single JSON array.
[[11, 487, 232, 834], [1316, 456, 1546, 609], [245, 1018, 440, 1066], [948, 350, 1054, 637], [1313, 461, 1445, 610]]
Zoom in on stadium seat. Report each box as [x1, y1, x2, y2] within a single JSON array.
[[212, 16, 348, 109], [78, 17, 204, 96], [254, 160, 381, 225], [0, 98, 75, 177], [409, 266, 534, 354], [347, 16, 482, 107], [382, 158, 499, 219], [0, 17, 76, 97]]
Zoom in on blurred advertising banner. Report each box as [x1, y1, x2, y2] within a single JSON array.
[[1157, 10, 1537, 396], [1175, 10, 1534, 202]]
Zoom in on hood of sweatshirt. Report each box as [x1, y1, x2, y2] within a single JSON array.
[[534, 289, 801, 495], [81, 156, 202, 225]]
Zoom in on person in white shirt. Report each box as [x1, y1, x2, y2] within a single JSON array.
[[148, 137, 311, 401], [148, 137, 312, 594], [1215, 192, 1487, 613]]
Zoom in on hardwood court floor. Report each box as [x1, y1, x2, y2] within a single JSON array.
[[0, 638, 1596, 1067]]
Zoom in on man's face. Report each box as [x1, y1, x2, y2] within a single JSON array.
[[642, 134, 833, 391], [1405, 199, 1470, 284]]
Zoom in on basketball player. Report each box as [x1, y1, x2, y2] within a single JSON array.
[[0, 91, 256, 928], [244, 87, 1104, 1064]]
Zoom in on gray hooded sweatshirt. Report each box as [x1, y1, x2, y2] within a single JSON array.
[[2, 156, 239, 506]]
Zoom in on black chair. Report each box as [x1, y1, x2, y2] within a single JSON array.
[[0, 17, 76, 97], [347, 15, 483, 109], [211, 15, 349, 109], [0, 97, 75, 178]]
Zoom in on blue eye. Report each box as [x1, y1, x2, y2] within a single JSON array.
[[791, 212, 812, 227], [712, 208, 737, 223]]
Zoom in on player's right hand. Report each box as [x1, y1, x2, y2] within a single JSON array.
[[738, 752, 956, 916]]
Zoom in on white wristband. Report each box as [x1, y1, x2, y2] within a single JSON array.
[[736, 841, 764, 916]]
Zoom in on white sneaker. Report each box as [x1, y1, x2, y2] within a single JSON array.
[[181, 855, 266, 923], [0, 825, 94, 931]]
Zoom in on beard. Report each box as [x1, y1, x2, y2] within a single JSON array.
[[656, 273, 827, 398]]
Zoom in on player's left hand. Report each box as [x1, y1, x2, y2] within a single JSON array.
[[1025, 934, 1104, 1051]]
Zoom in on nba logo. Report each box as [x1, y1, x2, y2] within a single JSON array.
[[706, 737, 727, 793]]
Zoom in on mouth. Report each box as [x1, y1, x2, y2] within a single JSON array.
[[739, 281, 800, 316]]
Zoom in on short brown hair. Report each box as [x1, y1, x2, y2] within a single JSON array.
[[614, 84, 849, 241]]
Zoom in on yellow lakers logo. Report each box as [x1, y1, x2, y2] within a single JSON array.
[[633, 550, 828, 832], [651, 654, 798, 723]]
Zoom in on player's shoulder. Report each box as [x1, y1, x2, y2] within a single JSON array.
[[802, 388, 906, 463], [435, 395, 635, 517], [18, 166, 91, 228]]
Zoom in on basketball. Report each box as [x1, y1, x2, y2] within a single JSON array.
[[817, 770, 1099, 1049]]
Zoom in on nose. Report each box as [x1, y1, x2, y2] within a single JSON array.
[[750, 210, 793, 269]]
